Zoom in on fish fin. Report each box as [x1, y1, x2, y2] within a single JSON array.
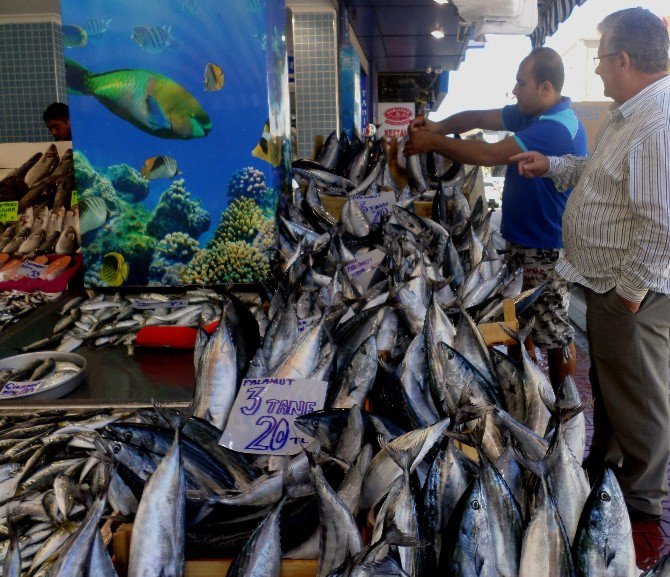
[[145, 95, 171, 130], [604, 542, 616, 566], [64, 57, 91, 95]]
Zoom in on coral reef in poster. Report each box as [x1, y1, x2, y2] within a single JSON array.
[[60, 0, 290, 286]]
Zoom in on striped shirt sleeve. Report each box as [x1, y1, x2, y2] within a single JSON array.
[[547, 155, 588, 192], [617, 129, 670, 302]]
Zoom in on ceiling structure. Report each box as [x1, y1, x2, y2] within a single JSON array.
[[344, 0, 584, 73]]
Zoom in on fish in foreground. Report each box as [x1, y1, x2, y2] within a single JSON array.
[[226, 496, 285, 577], [573, 468, 636, 577], [65, 58, 211, 139], [128, 428, 186, 577], [190, 305, 238, 430]]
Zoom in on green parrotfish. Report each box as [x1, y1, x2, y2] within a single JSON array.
[[65, 58, 211, 139]]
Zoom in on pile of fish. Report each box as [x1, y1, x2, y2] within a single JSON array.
[[0, 132, 664, 575], [0, 145, 80, 278], [20, 289, 262, 354], [0, 292, 61, 332]]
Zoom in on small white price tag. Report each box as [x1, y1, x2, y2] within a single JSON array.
[[16, 261, 48, 279], [353, 191, 396, 225], [345, 248, 386, 291], [130, 299, 189, 310], [219, 377, 328, 455], [0, 380, 45, 397]]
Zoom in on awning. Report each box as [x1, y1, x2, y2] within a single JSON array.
[[530, 0, 588, 47]]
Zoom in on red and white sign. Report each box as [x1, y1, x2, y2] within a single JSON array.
[[378, 102, 415, 140]]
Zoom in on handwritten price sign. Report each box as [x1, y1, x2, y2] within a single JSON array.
[[0, 202, 18, 224], [345, 248, 386, 291], [0, 380, 45, 397], [353, 192, 396, 225], [219, 377, 328, 455]]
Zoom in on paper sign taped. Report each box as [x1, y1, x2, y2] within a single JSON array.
[[219, 377, 328, 455], [0, 202, 18, 224], [345, 248, 386, 291], [353, 191, 396, 225], [16, 260, 48, 279], [0, 380, 45, 397]]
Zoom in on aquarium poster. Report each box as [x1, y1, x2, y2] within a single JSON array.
[[60, 0, 290, 287]]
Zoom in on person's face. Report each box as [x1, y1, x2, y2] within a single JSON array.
[[594, 34, 620, 102], [45, 118, 71, 141], [512, 58, 542, 116]]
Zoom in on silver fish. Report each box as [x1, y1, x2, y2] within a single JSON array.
[[128, 430, 186, 577], [573, 468, 636, 577]]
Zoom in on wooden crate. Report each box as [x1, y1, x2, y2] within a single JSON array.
[[477, 299, 518, 347], [112, 524, 317, 577], [318, 194, 432, 220]]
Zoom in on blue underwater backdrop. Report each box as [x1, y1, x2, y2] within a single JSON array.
[[61, 0, 290, 287]]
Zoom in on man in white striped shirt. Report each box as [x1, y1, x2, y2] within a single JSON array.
[[511, 6, 670, 537]]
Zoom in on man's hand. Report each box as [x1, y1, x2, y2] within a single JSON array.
[[509, 151, 550, 178], [408, 115, 438, 134], [621, 297, 641, 314], [403, 132, 436, 156]]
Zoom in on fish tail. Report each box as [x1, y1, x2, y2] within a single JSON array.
[[65, 58, 92, 95]]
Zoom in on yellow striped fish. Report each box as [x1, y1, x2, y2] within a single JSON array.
[[100, 252, 129, 287]]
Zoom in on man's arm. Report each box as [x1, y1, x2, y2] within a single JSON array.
[[509, 152, 589, 192], [404, 133, 521, 167], [617, 131, 670, 308], [409, 109, 505, 135]]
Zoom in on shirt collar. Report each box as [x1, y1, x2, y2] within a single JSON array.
[[536, 96, 572, 118], [615, 74, 670, 119]]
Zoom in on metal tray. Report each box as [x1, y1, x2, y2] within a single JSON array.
[[0, 352, 86, 400]]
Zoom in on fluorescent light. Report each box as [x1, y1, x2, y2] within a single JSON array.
[[431, 29, 445, 38], [434, 0, 450, 4]]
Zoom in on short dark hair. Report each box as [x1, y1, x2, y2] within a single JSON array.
[[42, 102, 69, 123], [599, 8, 669, 74], [527, 47, 565, 93]]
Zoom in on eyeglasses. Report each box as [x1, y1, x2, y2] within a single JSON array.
[[593, 52, 620, 64]]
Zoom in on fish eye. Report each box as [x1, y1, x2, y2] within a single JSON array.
[[312, 421, 319, 429], [599, 491, 611, 502], [448, 351, 454, 360], [112, 443, 121, 454], [470, 500, 481, 510], [123, 432, 133, 442]]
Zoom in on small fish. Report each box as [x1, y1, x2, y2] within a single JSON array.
[[62, 25, 88, 48], [252, 121, 282, 167], [131, 25, 179, 54], [84, 18, 111, 37], [100, 252, 129, 287], [204, 62, 224, 92], [140, 156, 180, 180]]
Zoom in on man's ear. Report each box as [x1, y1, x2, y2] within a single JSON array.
[[539, 80, 554, 96]]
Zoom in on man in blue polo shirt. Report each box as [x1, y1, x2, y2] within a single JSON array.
[[404, 46, 588, 389]]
